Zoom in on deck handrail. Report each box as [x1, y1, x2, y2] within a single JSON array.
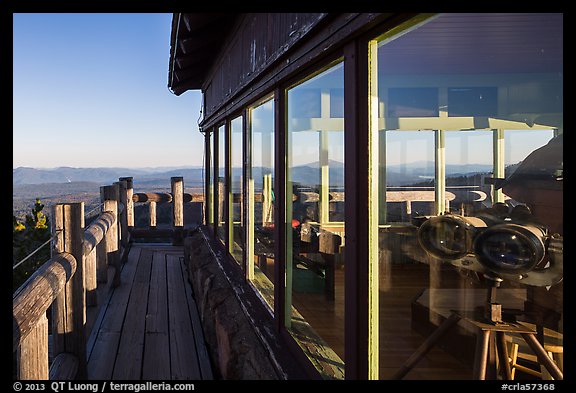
[[132, 191, 202, 203], [13, 176, 198, 380], [13, 252, 77, 352], [13, 182, 127, 380]]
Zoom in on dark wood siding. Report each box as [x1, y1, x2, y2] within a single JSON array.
[[199, 13, 409, 130], [203, 13, 328, 121]]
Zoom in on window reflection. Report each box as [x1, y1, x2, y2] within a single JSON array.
[[444, 131, 492, 216], [217, 124, 226, 242], [287, 62, 346, 370], [250, 99, 276, 309], [376, 13, 563, 380], [207, 129, 214, 226], [231, 116, 243, 265], [384, 131, 435, 223]]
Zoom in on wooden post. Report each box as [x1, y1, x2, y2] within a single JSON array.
[[85, 248, 97, 306], [51, 204, 66, 356], [171, 176, 184, 227], [17, 313, 49, 380], [83, 211, 112, 307], [114, 181, 122, 248], [67, 202, 87, 379], [95, 208, 108, 284], [171, 176, 184, 245], [117, 179, 128, 248], [404, 200, 412, 222], [51, 203, 87, 379], [119, 177, 134, 228], [101, 185, 120, 287], [149, 201, 157, 229]]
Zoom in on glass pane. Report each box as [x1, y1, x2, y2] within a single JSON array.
[[250, 98, 275, 309], [207, 129, 214, 225], [287, 62, 346, 374], [376, 13, 563, 380], [445, 130, 493, 216], [504, 129, 558, 230], [231, 116, 243, 265], [217, 124, 226, 241], [385, 131, 435, 222], [505, 130, 555, 176]]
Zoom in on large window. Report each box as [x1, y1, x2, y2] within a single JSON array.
[[286, 61, 346, 376], [374, 13, 563, 380], [207, 129, 214, 226], [230, 116, 244, 265], [249, 98, 276, 309], [217, 124, 226, 242]]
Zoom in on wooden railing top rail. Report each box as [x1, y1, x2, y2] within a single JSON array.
[[132, 192, 203, 203], [13, 252, 77, 352], [82, 211, 115, 257]]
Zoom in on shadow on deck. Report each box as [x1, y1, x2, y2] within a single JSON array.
[[86, 243, 213, 380]]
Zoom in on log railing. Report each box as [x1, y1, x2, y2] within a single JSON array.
[[13, 176, 196, 380], [129, 176, 203, 244]]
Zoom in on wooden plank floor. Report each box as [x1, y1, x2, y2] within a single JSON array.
[[87, 244, 213, 380]]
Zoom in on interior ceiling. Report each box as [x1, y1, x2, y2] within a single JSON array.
[[379, 13, 563, 75]]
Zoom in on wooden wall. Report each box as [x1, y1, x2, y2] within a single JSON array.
[[203, 14, 327, 120]]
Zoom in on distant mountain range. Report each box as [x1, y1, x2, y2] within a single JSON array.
[[13, 166, 205, 187], [12, 166, 206, 221], [13, 163, 500, 221], [13, 162, 495, 188], [287, 160, 493, 186]]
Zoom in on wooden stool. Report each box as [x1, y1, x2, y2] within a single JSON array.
[[506, 322, 563, 380]]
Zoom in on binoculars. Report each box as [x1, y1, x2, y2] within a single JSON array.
[[416, 203, 563, 287]]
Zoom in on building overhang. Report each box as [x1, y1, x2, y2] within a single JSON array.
[[168, 13, 237, 96]]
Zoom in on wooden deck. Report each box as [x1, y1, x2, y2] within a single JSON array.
[[85, 243, 213, 380]]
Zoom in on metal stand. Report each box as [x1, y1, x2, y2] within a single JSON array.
[[393, 276, 563, 380]]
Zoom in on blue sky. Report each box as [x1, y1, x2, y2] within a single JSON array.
[[13, 13, 204, 169], [13, 13, 557, 170]]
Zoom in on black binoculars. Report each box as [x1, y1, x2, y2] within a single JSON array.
[[415, 203, 563, 287]]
